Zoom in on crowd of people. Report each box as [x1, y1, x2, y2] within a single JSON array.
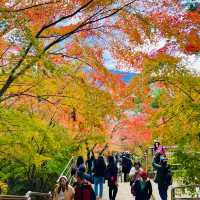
[[52, 154, 118, 200], [52, 140, 172, 200]]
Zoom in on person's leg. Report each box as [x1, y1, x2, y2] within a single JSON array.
[[112, 185, 118, 200], [123, 172, 126, 182], [158, 184, 168, 200], [124, 172, 128, 182], [109, 186, 113, 200], [99, 177, 104, 198], [162, 185, 168, 200], [158, 184, 164, 200], [94, 177, 99, 197]]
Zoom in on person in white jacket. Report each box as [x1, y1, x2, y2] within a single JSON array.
[[129, 161, 143, 186]]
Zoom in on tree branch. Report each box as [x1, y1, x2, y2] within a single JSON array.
[[0, 0, 137, 99], [43, 0, 137, 51], [0, 43, 32, 98], [36, 0, 95, 38], [0, 0, 61, 13]]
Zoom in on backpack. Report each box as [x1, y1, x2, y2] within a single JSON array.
[[75, 181, 96, 200], [165, 167, 173, 186], [80, 182, 96, 200]]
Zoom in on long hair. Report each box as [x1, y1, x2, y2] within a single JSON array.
[[153, 142, 160, 151], [134, 161, 141, 168], [57, 177, 69, 193], [76, 156, 84, 167]]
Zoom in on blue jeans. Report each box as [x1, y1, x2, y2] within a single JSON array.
[[94, 176, 104, 198]]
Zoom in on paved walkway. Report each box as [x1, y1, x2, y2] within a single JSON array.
[[102, 180, 172, 200], [103, 182, 133, 200]]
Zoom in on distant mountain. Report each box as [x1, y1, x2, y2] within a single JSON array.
[[109, 69, 137, 83]]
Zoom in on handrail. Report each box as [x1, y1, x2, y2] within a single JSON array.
[[59, 156, 74, 177], [25, 191, 51, 200], [172, 185, 200, 190], [57, 156, 76, 185], [65, 161, 74, 177], [148, 146, 177, 150], [0, 195, 27, 200], [0, 191, 52, 200]]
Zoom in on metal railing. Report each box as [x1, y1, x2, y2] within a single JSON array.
[[58, 156, 76, 185], [0, 195, 27, 200], [171, 185, 200, 200], [0, 191, 51, 200]]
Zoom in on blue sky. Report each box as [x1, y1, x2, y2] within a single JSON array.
[[110, 69, 137, 83]]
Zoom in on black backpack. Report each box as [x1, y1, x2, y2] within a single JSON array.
[[165, 166, 173, 186]]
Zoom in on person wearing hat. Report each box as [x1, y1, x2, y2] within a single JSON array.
[[153, 157, 172, 200], [131, 171, 152, 200], [53, 176, 74, 200]]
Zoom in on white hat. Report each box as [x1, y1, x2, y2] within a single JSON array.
[[57, 175, 68, 183]]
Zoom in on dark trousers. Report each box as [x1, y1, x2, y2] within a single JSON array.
[[158, 184, 168, 200], [109, 185, 118, 200], [123, 172, 129, 182]]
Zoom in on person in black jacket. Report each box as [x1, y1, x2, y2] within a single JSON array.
[[93, 156, 106, 198], [152, 157, 172, 200], [122, 153, 132, 182], [132, 171, 152, 200], [105, 156, 118, 200], [86, 147, 95, 175]]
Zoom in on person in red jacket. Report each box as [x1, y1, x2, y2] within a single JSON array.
[[74, 171, 96, 200]]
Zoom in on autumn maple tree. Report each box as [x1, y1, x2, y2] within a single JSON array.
[[0, 0, 200, 193]]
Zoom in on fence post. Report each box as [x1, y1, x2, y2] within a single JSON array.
[[145, 150, 148, 171], [25, 191, 31, 200], [171, 187, 175, 200]]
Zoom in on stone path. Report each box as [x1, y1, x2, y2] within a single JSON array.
[[101, 180, 172, 200]]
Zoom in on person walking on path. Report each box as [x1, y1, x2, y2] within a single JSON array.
[[76, 156, 86, 173], [131, 171, 152, 200], [74, 171, 96, 200], [105, 156, 118, 200], [93, 156, 106, 199], [129, 161, 143, 186], [71, 156, 86, 177], [122, 153, 132, 182], [53, 176, 74, 200], [86, 148, 95, 175], [152, 157, 172, 200]]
